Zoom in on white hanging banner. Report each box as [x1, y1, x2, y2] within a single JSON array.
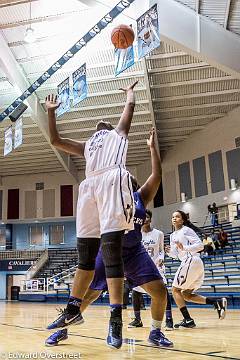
[[72, 63, 87, 106], [137, 4, 160, 59], [14, 117, 23, 149], [115, 45, 135, 76], [57, 77, 70, 117], [4, 126, 13, 156]]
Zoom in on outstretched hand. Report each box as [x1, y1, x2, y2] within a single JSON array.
[[147, 127, 156, 148], [119, 80, 138, 93], [45, 94, 60, 111]]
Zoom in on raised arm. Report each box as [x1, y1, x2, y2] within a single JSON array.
[[139, 128, 162, 207], [115, 81, 138, 137], [46, 94, 85, 156]]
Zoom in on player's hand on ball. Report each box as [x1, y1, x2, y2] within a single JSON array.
[[45, 94, 60, 111], [119, 80, 138, 93], [147, 127, 155, 148]]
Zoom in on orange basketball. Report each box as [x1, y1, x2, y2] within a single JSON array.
[[111, 24, 135, 49]]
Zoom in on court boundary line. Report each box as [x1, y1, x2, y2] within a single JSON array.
[[0, 322, 239, 360]]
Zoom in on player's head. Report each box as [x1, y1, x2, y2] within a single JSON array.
[[172, 210, 188, 228], [96, 120, 114, 131], [144, 209, 152, 225], [130, 175, 140, 192]]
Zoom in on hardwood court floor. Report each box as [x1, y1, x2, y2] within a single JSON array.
[[0, 302, 239, 360]]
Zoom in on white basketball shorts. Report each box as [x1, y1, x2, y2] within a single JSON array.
[[76, 166, 134, 238], [172, 256, 204, 291]]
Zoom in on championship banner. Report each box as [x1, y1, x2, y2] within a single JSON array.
[[115, 45, 135, 76], [0, 0, 136, 123], [57, 77, 70, 117], [72, 63, 87, 106], [137, 4, 160, 59], [4, 126, 13, 156], [14, 117, 23, 149]]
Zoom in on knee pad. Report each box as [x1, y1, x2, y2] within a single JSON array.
[[101, 231, 124, 278], [77, 237, 100, 271]]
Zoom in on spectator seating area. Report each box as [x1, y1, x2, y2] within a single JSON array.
[[36, 248, 78, 279]]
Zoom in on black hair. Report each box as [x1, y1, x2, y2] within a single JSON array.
[[96, 121, 114, 131], [146, 209, 152, 219], [175, 209, 203, 235]]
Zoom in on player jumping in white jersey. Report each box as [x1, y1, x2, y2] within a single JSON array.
[[45, 80, 138, 349], [166, 210, 227, 329], [129, 209, 173, 330]]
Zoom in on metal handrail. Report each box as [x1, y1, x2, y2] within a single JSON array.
[[26, 249, 49, 280]]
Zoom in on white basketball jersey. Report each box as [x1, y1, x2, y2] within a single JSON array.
[[84, 129, 128, 176], [169, 226, 204, 261], [142, 228, 164, 265]]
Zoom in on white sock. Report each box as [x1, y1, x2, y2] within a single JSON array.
[[151, 319, 162, 331]]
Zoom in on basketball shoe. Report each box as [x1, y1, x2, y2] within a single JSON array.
[[107, 317, 123, 349], [165, 318, 174, 331], [47, 308, 84, 330], [45, 329, 68, 346], [174, 318, 196, 329], [148, 329, 173, 347], [128, 318, 143, 328], [215, 298, 227, 319]]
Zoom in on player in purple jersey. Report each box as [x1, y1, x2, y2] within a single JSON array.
[[45, 129, 173, 348]]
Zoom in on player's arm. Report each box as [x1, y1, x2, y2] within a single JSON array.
[[165, 236, 178, 259], [46, 94, 85, 156], [155, 232, 164, 265], [115, 81, 138, 137], [139, 128, 162, 207], [176, 228, 204, 252]]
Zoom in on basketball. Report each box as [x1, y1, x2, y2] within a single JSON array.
[[111, 24, 135, 49]]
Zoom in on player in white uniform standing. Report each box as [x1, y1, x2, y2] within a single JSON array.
[[45, 81, 138, 349], [129, 209, 174, 330], [166, 210, 227, 329]]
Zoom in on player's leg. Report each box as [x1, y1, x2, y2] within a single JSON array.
[[47, 237, 100, 330], [141, 280, 173, 347], [98, 169, 134, 349], [165, 288, 174, 330], [45, 251, 106, 346], [172, 286, 196, 329], [45, 288, 102, 346], [182, 290, 227, 320], [128, 290, 143, 327], [124, 245, 173, 347], [101, 230, 124, 349]]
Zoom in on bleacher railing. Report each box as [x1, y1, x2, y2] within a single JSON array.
[[0, 250, 43, 260], [26, 249, 49, 280]]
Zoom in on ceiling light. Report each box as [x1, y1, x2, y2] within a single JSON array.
[[24, 0, 36, 43], [24, 27, 36, 43]]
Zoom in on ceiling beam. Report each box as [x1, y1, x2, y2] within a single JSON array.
[[195, 0, 200, 13], [151, 76, 235, 89], [154, 0, 240, 79], [224, 0, 231, 29], [142, 57, 160, 152], [155, 113, 223, 124], [0, 32, 79, 182], [148, 62, 209, 74], [152, 88, 240, 102], [0, 0, 37, 8], [154, 99, 240, 113], [0, 9, 88, 29]]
